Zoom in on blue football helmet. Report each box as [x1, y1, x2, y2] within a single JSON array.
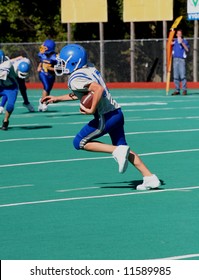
[[39, 39, 56, 54], [0, 49, 5, 63], [54, 44, 88, 76], [17, 61, 30, 79]]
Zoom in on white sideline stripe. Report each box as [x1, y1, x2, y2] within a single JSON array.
[[1, 128, 199, 143], [119, 102, 167, 106], [140, 148, 199, 156], [126, 116, 199, 121], [0, 135, 73, 143], [0, 184, 33, 190], [1, 148, 199, 168], [57, 186, 100, 192], [156, 253, 199, 260], [0, 186, 199, 208], [127, 128, 199, 135], [0, 156, 111, 168], [124, 106, 199, 112]]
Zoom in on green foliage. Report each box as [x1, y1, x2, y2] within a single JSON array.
[[0, 0, 196, 43], [0, 0, 65, 42]]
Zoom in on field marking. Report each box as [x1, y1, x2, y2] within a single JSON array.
[[0, 156, 111, 168], [156, 253, 199, 260], [124, 106, 199, 112], [1, 128, 199, 143], [0, 186, 199, 208], [125, 116, 199, 122], [0, 184, 33, 190], [0, 148, 199, 168], [118, 102, 167, 106], [57, 186, 100, 192], [0, 135, 73, 143]]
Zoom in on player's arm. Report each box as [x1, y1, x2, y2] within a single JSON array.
[[10, 56, 23, 62], [181, 41, 189, 52], [80, 82, 103, 114], [0, 61, 12, 80], [37, 62, 43, 72], [42, 62, 55, 72], [42, 93, 78, 104], [45, 64, 55, 71]]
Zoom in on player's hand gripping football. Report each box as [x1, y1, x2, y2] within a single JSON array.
[[42, 96, 57, 104], [79, 104, 94, 115]]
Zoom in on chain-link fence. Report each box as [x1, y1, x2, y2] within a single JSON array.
[[0, 39, 196, 83]]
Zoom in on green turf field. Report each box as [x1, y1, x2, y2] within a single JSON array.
[[0, 88, 199, 260]]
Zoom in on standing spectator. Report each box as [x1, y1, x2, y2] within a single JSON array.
[[171, 29, 190, 96], [37, 39, 57, 111]]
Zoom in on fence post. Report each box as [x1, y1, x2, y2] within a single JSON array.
[[163, 20, 167, 82], [193, 20, 198, 82], [99, 22, 105, 78], [130, 22, 135, 82], [67, 23, 71, 43]]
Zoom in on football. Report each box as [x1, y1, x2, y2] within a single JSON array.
[[80, 92, 93, 110]]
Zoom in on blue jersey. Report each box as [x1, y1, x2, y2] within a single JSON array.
[[172, 38, 190, 59], [38, 52, 57, 75]]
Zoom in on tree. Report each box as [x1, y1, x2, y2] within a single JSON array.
[[0, 0, 66, 42], [0, 0, 195, 43]]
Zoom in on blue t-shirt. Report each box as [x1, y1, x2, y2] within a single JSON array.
[[172, 38, 190, 59]]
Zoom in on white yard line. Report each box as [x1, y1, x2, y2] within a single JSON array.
[[1, 128, 199, 143], [0, 185, 199, 208], [0, 148, 199, 168]]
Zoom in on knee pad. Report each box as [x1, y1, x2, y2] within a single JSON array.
[[73, 134, 88, 150], [73, 135, 82, 150]]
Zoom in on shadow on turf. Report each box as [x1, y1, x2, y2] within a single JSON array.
[[9, 125, 52, 130], [100, 179, 165, 190], [186, 92, 199, 95], [46, 113, 81, 117], [21, 109, 81, 117], [21, 110, 60, 114]]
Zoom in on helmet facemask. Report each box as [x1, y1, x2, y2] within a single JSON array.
[[18, 71, 29, 79], [54, 50, 86, 76], [54, 55, 83, 76]]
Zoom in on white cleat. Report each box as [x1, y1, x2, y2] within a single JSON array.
[[38, 98, 48, 112], [112, 145, 130, 173], [0, 106, 4, 114], [136, 174, 161, 190]]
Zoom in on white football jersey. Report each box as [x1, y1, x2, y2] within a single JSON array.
[[68, 63, 120, 115], [0, 60, 18, 87], [12, 57, 30, 72]]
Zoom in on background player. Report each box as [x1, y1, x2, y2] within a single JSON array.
[[0, 55, 34, 113], [0, 50, 19, 130], [42, 44, 160, 190], [37, 39, 57, 111]]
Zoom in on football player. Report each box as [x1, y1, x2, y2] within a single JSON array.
[[0, 50, 19, 130], [42, 44, 161, 190], [0, 56, 34, 113], [37, 39, 57, 111]]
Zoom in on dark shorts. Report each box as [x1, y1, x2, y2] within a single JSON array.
[[73, 108, 127, 150]]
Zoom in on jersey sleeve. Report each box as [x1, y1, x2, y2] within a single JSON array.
[[69, 74, 93, 91], [0, 60, 12, 80]]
